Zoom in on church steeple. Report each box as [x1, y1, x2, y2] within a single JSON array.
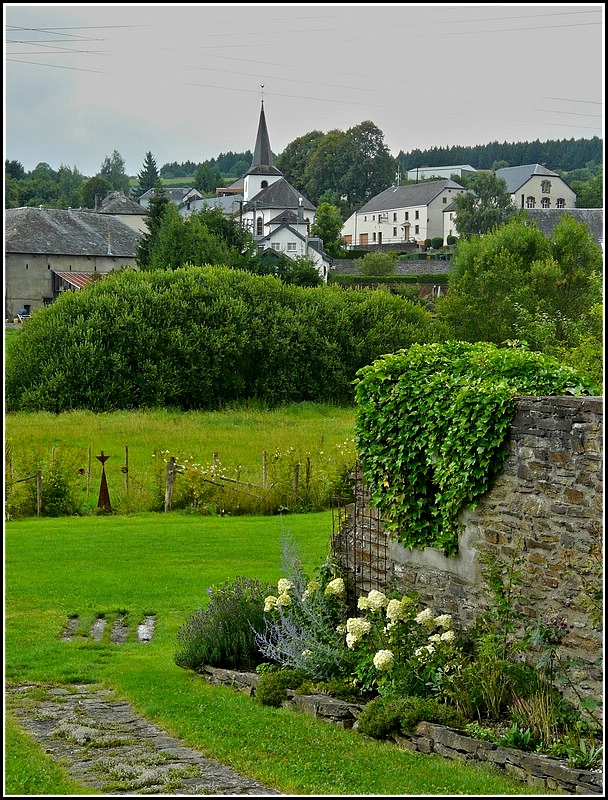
[[251, 100, 273, 169]]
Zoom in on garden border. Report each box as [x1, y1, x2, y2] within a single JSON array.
[[201, 666, 603, 796]]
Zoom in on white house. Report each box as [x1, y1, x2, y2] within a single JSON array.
[[495, 164, 576, 210], [342, 179, 467, 247]]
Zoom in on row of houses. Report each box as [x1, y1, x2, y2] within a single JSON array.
[[4, 102, 600, 321]]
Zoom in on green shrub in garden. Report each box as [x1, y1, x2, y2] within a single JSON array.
[[357, 694, 465, 739], [174, 576, 273, 672], [255, 668, 308, 707], [5, 265, 435, 412]]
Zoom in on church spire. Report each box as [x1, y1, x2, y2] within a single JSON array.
[[251, 100, 273, 169]]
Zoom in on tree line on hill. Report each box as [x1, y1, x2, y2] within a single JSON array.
[[5, 125, 602, 212]]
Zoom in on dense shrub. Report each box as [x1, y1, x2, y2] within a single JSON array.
[[357, 695, 465, 739], [255, 668, 307, 707], [5, 266, 435, 412], [174, 576, 273, 672]]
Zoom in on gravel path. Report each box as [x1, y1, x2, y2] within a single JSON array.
[[6, 684, 282, 795]]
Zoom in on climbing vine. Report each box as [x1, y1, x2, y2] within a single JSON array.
[[353, 341, 599, 556]]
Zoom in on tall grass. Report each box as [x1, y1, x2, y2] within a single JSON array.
[[5, 403, 357, 516], [4, 512, 539, 795]]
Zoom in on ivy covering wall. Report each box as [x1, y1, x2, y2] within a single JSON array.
[[353, 341, 599, 555]]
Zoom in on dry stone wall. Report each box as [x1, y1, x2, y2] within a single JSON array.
[[334, 396, 603, 708]]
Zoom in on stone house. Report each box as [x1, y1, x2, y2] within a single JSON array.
[[496, 164, 576, 210], [4, 206, 142, 321]]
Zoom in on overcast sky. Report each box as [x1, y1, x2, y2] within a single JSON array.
[[4, 3, 604, 178]]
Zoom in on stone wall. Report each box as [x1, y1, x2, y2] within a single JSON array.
[[333, 396, 603, 709]]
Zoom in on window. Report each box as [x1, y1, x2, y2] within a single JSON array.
[[364, 216, 367, 222], [256, 216, 263, 236], [415, 225, 420, 235], [541, 180, 551, 193], [372, 215, 375, 221], [372, 232, 376, 242], [449, 213, 453, 220], [415, 210, 420, 220], [287, 242, 297, 252], [393, 212, 397, 222], [526, 197, 535, 208], [393, 227, 397, 237], [271, 243, 281, 251], [405, 212, 409, 220], [261, 180, 268, 188], [556, 198, 565, 208], [442, 197, 447, 203], [541, 197, 550, 208]]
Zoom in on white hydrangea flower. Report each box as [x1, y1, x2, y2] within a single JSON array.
[[277, 578, 293, 595], [441, 629, 456, 643], [386, 598, 406, 622], [264, 595, 278, 613], [357, 596, 371, 611], [367, 589, 388, 611], [346, 632, 358, 649], [415, 608, 434, 626], [425, 644, 435, 655], [277, 592, 292, 606], [346, 617, 372, 638], [373, 649, 395, 671], [324, 577, 346, 598], [336, 624, 346, 634], [428, 634, 442, 644], [434, 614, 453, 630]]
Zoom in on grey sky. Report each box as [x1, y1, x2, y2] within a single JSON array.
[[4, 3, 604, 178]]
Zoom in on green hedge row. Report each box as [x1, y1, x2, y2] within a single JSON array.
[[330, 274, 450, 286], [6, 266, 436, 412]]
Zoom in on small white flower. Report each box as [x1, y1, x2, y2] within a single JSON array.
[[434, 614, 453, 630], [428, 634, 442, 644], [277, 578, 293, 595], [367, 589, 388, 611], [264, 595, 278, 613], [415, 608, 434, 626], [440, 630, 455, 643], [301, 649, 312, 657], [336, 624, 346, 634], [325, 577, 346, 598], [373, 649, 395, 671]]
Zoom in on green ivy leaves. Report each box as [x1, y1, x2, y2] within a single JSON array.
[[353, 341, 598, 556]]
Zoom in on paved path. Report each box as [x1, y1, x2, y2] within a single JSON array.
[[6, 684, 282, 795]]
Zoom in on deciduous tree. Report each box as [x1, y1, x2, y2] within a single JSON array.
[[453, 172, 516, 237]]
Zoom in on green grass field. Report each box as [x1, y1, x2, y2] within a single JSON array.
[[4, 510, 541, 796]]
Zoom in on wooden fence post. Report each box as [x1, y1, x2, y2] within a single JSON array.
[[36, 470, 42, 516], [165, 457, 176, 512], [262, 450, 268, 488], [293, 463, 300, 491]]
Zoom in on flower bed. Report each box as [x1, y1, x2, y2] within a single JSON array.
[[200, 665, 603, 795]]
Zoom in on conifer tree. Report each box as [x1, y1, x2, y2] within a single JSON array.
[[134, 151, 161, 201]]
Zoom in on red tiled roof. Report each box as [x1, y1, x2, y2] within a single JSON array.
[[53, 272, 99, 289]]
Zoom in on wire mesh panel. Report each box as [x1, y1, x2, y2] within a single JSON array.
[[331, 462, 390, 608]]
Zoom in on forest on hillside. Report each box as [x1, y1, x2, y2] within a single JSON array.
[[397, 136, 602, 173]]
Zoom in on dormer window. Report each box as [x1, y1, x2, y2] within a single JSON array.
[[541, 180, 551, 193]]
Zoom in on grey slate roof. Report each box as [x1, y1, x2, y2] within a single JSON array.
[[358, 180, 464, 214], [96, 191, 147, 215], [138, 187, 199, 204], [523, 208, 603, 247], [180, 195, 245, 214], [495, 164, 559, 193], [5, 207, 143, 257], [244, 178, 315, 213]]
